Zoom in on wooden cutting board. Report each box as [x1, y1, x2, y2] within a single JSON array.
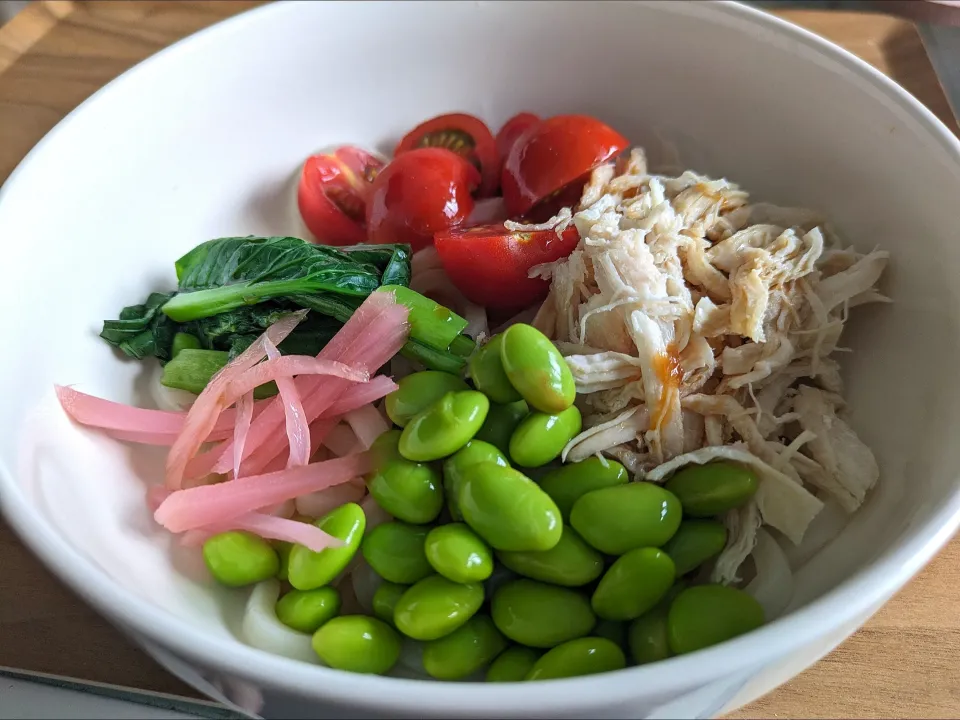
[[1, 3, 958, 717]]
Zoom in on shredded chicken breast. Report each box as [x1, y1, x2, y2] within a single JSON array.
[[531, 151, 888, 583]]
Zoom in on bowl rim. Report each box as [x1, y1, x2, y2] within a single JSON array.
[[3, 0, 960, 715]]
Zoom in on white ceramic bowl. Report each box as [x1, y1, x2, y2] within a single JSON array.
[[3, 1, 960, 717]]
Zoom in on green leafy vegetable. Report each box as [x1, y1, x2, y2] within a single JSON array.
[[164, 237, 409, 322], [161, 349, 277, 398], [100, 235, 473, 386]]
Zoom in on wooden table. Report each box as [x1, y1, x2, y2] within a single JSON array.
[[1, 2, 958, 717]]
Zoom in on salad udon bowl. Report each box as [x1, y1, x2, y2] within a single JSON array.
[[3, 1, 960, 717]]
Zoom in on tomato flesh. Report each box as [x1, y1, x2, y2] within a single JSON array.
[[395, 113, 499, 198], [366, 147, 480, 252], [297, 146, 385, 245], [434, 222, 581, 310], [495, 112, 540, 167], [501, 114, 628, 217]]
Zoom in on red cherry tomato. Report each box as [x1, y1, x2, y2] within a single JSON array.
[[501, 115, 628, 217], [297, 146, 385, 245], [366, 148, 480, 252], [434, 222, 581, 310], [394, 113, 499, 198], [495, 112, 540, 165]]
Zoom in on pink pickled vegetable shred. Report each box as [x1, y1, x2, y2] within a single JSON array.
[[154, 453, 372, 532], [201, 291, 408, 477], [233, 391, 255, 479], [165, 310, 308, 489], [263, 338, 311, 470], [181, 512, 340, 552], [55, 386, 237, 441], [54, 376, 395, 447]]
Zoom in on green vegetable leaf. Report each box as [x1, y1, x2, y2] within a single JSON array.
[[99, 291, 179, 361], [164, 236, 405, 322]]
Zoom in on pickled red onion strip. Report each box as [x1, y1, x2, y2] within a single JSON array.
[[344, 404, 390, 450], [180, 512, 340, 552], [323, 376, 398, 417], [146, 485, 172, 513], [224, 355, 367, 405], [263, 338, 311, 470], [309, 418, 336, 460], [55, 385, 237, 439], [155, 452, 372, 532], [182, 378, 396, 477], [233, 391, 255, 479], [205, 291, 409, 477], [165, 310, 308, 489]]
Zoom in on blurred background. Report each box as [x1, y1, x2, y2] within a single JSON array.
[[1, 1, 28, 25]]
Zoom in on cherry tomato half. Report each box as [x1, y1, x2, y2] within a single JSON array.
[[501, 115, 628, 217], [495, 112, 540, 166], [434, 222, 581, 310], [366, 148, 480, 252], [394, 113, 499, 198], [297, 146, 385, 245]]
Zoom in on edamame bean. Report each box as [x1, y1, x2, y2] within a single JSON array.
[[593, 620, 627, 651], [525, 637, 626, 681], [667, 585, 764, 655], [372, 582, 408, 626], [385, 371, 469, 428], [468, 334, 522, 404], [491, 579, 595, 648], [399, 391, 489, 462], [500, 324, 576, 414], [627, 583, 687, 666], [422, 614, 508, 680], [203, 532, 279, 587], [664, 462, 759, 517], [311, 615, 401, 675], [570, 483, 682, 555], [274, 540, 292, 581], [663, 520, 728, 575], [275, 587, 341, 633], [424, 523, 494, 584], [486, 646, 541, 682], [288, 503, 366, 590], [538, 457, 629, 521], [509, 405, 582, 468], [459, 463, 562, 552], [474, 400, 529, 456], [591, 547, 675, 621], [394, 575, 485, 641], [361, 522, 433, 585], [443, 440, 510, 522], [497, 525, 603, 587], [366, 430, 443, 524]]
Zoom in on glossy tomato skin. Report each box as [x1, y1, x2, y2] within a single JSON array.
[[495, 112, 540, 166], [434, 223, 580, 310], [297, 146, 385, 245], [394, 113, 499, 198], [366, 148, 480, 252], [501, 115, 628, 217]]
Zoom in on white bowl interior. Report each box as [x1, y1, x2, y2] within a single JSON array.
[[3, 1, 960, 716]]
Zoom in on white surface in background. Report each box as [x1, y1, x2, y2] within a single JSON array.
[[0, 677, 204, 719]]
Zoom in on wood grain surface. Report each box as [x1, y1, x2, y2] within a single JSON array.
[[1, 3, 958, 717]]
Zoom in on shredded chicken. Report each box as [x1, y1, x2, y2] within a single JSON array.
[[531, 153, 888, 581]]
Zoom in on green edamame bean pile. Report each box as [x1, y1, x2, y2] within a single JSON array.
[[202, 323, 766, 681]]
